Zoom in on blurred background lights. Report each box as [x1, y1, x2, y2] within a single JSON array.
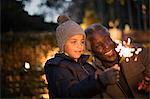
[[24, 62, 30, 69], [124, 24, 131, 35], [65, 0, 72, 1], [19, 0, 71, 23]]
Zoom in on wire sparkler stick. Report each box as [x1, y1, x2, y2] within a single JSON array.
[[114, 37, 142, 97]]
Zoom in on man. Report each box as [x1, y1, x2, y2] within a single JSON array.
[[85, 23, 150, 99]]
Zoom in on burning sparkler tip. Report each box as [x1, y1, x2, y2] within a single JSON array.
[[115, 37, 142, 63]]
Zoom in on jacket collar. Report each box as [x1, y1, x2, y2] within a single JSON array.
[[55, 53, 90, 64]]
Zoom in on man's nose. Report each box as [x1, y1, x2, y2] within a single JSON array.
[[104, 43, 109, 49], [104, 41, 111, 49]]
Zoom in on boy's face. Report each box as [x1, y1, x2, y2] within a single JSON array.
[[89, 29, 117, 62], [64, 34, 85, 61]]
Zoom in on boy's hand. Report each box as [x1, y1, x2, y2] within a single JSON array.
[[97, 64, 120, 85]]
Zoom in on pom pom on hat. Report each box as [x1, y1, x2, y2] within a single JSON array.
[[57, 15, 70, 25], [56, 15, 86, 52]]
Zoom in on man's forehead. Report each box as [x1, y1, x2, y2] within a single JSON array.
[[88, 30, 109, 44], [92, 29, 109, 38]]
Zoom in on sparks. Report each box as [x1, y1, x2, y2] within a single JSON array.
[[115, 37, 142, 63]]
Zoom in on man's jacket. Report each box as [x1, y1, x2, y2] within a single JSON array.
[[94, 47, 150, 99]]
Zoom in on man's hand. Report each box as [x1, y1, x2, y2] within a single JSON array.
[[96, 64, 120, 85], [138, 76, 150, 93]]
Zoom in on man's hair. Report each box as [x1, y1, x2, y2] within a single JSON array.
[[84, 23, 109, 51], [85, 23, 108, 38]]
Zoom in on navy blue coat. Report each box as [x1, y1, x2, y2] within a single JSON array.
[[44, 53, 106, 98]]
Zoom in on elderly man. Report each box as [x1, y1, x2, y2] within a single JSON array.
[[85, 23, 150, 99]]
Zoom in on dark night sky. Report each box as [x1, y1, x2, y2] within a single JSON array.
[[1, 0, 57, 33]]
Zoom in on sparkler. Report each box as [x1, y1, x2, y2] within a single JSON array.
[[114, 37, 143, 97], [115, 37, 142, 63]]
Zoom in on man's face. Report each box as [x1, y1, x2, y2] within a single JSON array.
[[89, 29, 117, 62]]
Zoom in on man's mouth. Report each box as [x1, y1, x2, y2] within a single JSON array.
[[104, 50, 113, 56]]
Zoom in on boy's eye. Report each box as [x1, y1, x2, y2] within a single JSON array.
[[71, 41, 77, 44], [81, 40, 85, 44], [70, 40, 85, 45]]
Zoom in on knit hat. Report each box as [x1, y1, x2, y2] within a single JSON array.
[[56, 15, 86, 52]]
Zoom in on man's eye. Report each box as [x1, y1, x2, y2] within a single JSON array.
[[96, 44, 100, 48], [96, 45, 103, 50], [105, 36, 111, 41]]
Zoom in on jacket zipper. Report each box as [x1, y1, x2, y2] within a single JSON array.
[[81, 65, 89, 75]]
